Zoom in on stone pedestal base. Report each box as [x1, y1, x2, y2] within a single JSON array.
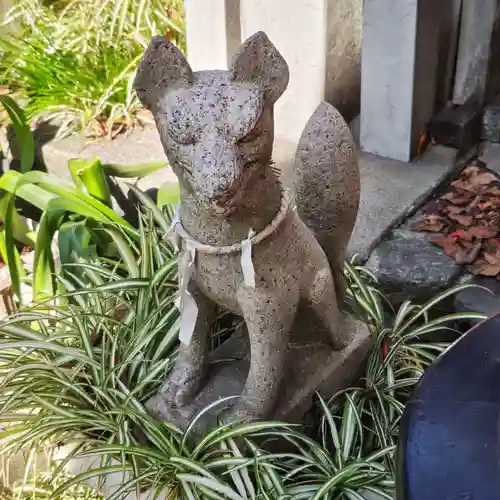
[[146, 315, 372, 431]]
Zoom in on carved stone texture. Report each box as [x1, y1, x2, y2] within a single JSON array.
[[133, 31, 363, 427]]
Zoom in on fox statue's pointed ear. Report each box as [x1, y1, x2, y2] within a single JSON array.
[[230, 31, 289, 104], [133, 36, 194, 110]]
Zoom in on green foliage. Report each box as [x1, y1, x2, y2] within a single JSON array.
[[0, 95, 34, 173], [0, 243, 486, 498], [0, 95, 36, 301], [343, 260, 486, 472], [0, 0, 185, 137], [0, 166, 131, 300], [0, 96, 173, 302]]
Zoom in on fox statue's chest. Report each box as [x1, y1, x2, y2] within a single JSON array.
[[194, 253, 245, 313]]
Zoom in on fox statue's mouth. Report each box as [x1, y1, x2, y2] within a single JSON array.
[[209, 160, 261, 216], [211, 186, 243, 216]]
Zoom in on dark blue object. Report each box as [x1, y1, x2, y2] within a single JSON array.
[[397, 313, 500, 500]]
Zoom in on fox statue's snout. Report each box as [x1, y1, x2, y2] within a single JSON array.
[[197, 143, 242, 208]]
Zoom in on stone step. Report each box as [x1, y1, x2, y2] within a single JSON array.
[[350, 144, 465, 260]]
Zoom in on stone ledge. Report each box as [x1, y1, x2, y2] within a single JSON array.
[[363, 147, 486, 306], [365, 221, 462, 306], [349, 144, 470, 261]]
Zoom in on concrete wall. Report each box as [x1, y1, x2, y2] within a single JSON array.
[[411, 0, 440, 153], [185, 0, 241, 70], [360, 0, 440, 162], [240, 0, 327, 145], [239, 0, 362, 153], [435, 0, 462, 109], [325, 0, 363, 122], [186, 0, 362, 149], [485, 1, 500, 104]]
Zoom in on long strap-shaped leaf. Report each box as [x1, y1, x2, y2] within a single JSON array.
[[0, 95, 35, 173], [33, 208, 66, 300], [22, 170, 133, 227], [0, 227, 25, 302]]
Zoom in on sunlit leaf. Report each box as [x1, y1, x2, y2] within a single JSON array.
[[0, 95, 35, 173]]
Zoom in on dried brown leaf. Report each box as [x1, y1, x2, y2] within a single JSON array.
[[482, 186, 500, 198], [462, 226, 498, 241], [448, 213, 473, 226], [423, 199, 447, 215], [483, 252, 500, 266], [445, 205, 466, 215], [478, 201, 494, 210], [469, 172, 498, 186], [441, 190, 475, 205], [472, 260, 500, 277], [463, 165, 481, 177], [429, 234, 457, 257], [487, 238, 500, 250], [455, 242, 482, 265], [411, 215, 447, 233]]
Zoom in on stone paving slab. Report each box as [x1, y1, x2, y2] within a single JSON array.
[[363, 145, 483, 305], [365, 214, 462, 305], [349, 145, 462, 260], [41, 126, 178, 185]]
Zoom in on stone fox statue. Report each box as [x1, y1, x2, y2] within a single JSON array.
[[133, 31, 360, 422]]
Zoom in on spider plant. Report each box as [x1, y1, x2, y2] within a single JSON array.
[[340, 261, 487, 473], [0, 249, 486, 499], [0, 207, 180, 495], [0, 0, 184, 137], [0, 96, 177, 303]]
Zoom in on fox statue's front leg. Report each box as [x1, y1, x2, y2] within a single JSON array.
[[161, 282, 217, 408], [222, 282, 299, 421]]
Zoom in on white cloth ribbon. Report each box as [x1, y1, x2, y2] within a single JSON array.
[[241, 229, 256, 289], [175, 240, 198, 345]]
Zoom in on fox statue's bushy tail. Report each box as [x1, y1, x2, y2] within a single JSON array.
[[294, 102, 360, 298]]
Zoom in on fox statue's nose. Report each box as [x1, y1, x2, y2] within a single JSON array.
[[195, 142, 241, 206]]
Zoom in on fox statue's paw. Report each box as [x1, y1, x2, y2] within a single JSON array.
[[161, 363, 205, 408], [218, 398, 273, 425]]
